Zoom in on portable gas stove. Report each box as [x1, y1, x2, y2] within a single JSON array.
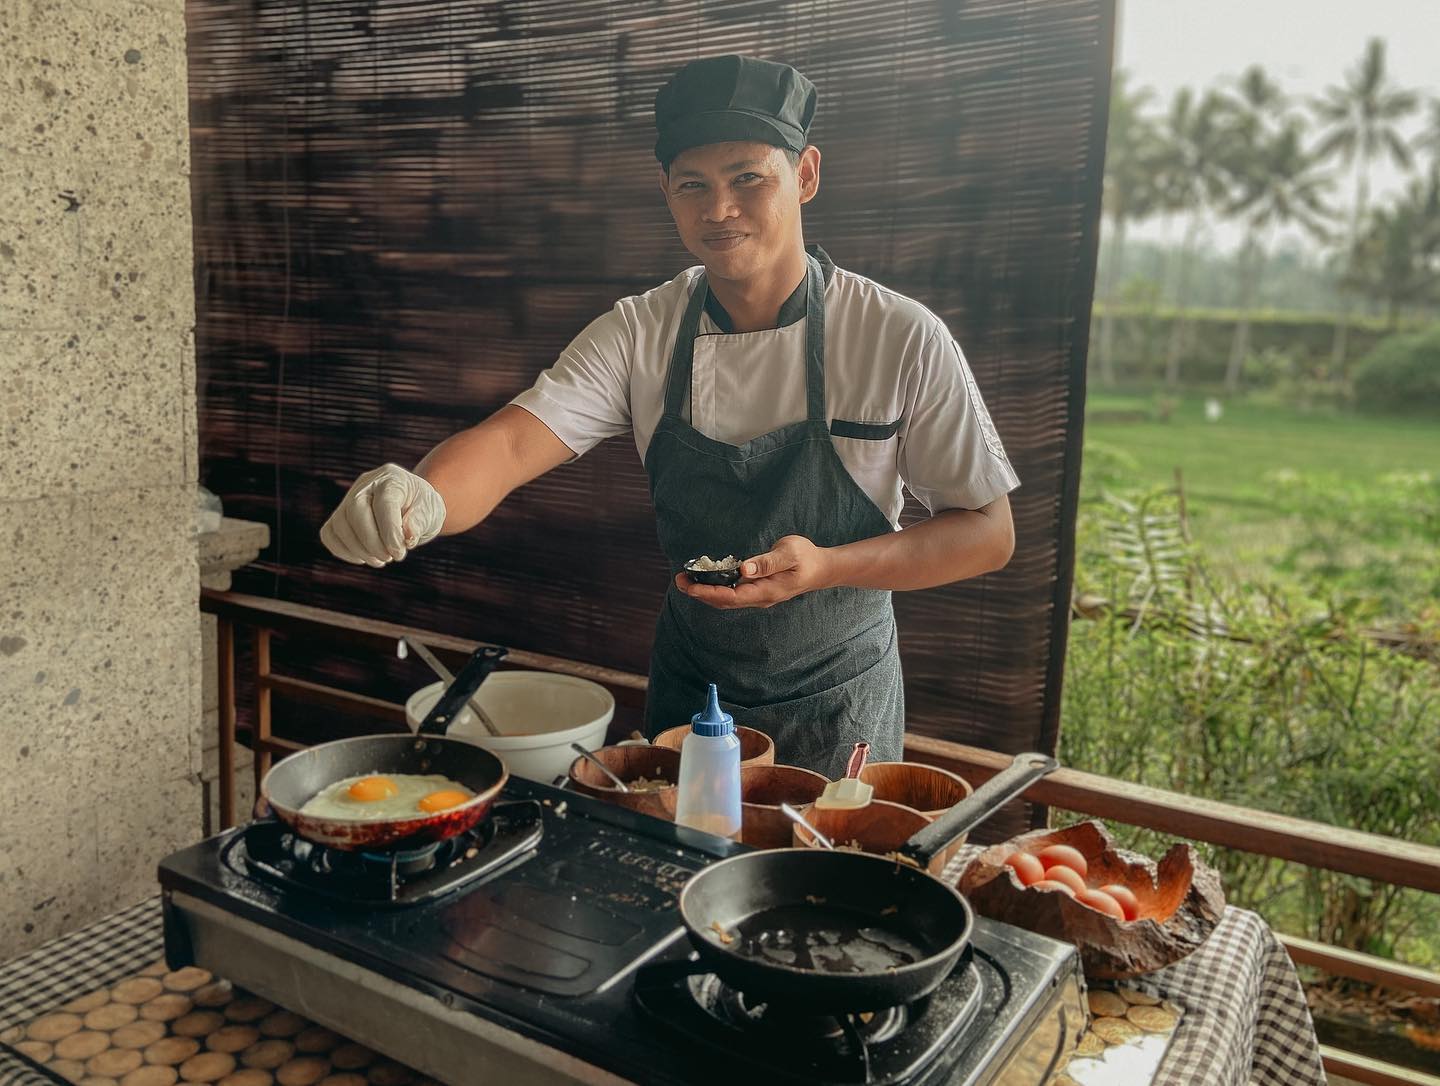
[[159, 778, 1085, 1086]]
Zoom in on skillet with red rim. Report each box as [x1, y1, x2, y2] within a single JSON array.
[[260, 646, 510, 851]]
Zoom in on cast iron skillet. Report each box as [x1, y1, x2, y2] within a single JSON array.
[[260, 646, 510, 851], [677, 751, 1058, 1013]]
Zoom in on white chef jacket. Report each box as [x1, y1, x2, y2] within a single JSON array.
[[511, 255, 1019, 527]]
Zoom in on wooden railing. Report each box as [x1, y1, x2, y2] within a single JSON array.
[[202, 587, 1440, 1086]]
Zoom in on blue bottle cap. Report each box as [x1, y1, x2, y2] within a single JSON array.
[[691, 683, 735, 737]]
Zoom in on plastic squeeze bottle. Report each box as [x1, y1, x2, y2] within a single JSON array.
[[674, 683, 742, 839]]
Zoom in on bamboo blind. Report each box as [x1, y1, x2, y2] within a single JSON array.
[[189, 0, 1114, 828]]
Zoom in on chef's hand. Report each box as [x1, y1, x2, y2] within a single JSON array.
[[676, 535, 833, 610], [320, 463, 446, 567]]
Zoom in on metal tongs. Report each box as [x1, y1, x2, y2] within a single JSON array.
[[397, 636, 503, 737]]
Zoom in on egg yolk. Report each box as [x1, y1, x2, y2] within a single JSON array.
[[347, 776, 398, 802], [418, 790, 470, 813]]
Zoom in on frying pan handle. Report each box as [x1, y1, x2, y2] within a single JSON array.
[[899, 752, 1058, 868], [416, 645, 508, 736]]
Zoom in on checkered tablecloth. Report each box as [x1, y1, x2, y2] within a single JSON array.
[[0, 898, 162, 1086], [1, 873, 1327, 1086], [1131, 908, 1327, 1086]]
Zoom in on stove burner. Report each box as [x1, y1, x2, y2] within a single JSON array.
[[228, 799, 544, 907], [360, 841, 442, 875], [696, 974, 909, 1045], [633, 948, 985, 1086]]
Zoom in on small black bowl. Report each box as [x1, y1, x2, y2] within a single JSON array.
[[684, 559, 742, 586]]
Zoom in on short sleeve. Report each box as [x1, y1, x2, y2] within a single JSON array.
[[898, 328, 1020, 513], [509, 303, 634, 458]]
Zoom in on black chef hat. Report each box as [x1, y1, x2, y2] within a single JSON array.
[[654, 55, 817, 168]]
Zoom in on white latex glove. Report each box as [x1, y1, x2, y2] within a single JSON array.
[[320, 464, 446, 567]]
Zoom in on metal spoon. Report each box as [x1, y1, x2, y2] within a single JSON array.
[[780, 802, 834, 850], [569, 742, 629, 792], [397, 636, 503, 737]]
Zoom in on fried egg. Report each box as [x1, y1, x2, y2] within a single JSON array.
[[298, 773, 475, 820]]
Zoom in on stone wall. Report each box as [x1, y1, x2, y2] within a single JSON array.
[[0, 0, 200, 956]]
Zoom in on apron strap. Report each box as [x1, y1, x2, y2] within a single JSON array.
[[801, 254, 826, 423], [661, 255, 828, 423], [662, 273, 711, 420]]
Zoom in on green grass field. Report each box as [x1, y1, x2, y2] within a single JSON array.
[[1084, 393, 1438, 495], [1080, 390, 1440, 609]]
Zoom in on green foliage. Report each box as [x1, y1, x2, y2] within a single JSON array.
[[1352, 324, 1440, 414], [1096, 237, 1350, 314], [1094, 299, 1410, 331], [1237, 345, 1307, 395], [1090, 491, 1192, 611], [1269, 469, 1440, 611], [1343, 177, 1440, 322], [1077, 440, 1142, 500], [1248, 356, 1356, 413], [1063, 487, 1440, 957], [1103, 72, 1165, 229], [1090, 305, 1400, 386]]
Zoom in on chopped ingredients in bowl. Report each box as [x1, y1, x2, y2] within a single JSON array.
[[626, 775, 672, 792], [687, 555, 740, 572]]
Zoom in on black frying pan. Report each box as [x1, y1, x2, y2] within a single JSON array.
[[260, 646, 510, 851], [677, 752, 1057, 1013]]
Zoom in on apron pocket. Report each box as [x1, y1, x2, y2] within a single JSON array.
[[720, 640, 904, 778]]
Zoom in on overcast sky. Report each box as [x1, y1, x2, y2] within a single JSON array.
[[1115, 0, 1440, 253]]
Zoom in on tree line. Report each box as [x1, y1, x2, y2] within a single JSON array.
[[1099, 39, 1440, 390]]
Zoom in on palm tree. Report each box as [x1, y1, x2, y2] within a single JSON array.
[[1234, 65, 1288, 123], [1097, 70, 1163, 385], [1344, 168, 1440, 327], [1223, 119, 1333, 392], [1311, 39, 1420, 370], [1155, 88, 1235, 388], [1217, 66, 1295, 392], [1415, 97, 1440, 167]]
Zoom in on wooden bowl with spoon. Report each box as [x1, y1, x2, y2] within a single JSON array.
[[567, 745, 681, 821]]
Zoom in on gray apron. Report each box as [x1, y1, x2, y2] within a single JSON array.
[[642, 254, 904, 779]]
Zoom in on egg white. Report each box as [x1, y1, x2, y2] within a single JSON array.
[[298, 773, 474, 821]]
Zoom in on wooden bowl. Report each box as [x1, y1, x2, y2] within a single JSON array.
[[566, 745, 681, 822], [791, 801, 939, 873], [652, 724, 775, 767], [740, 764, 830, 849], [958, 820, 1226, 979], [857, 761, 974, 869]]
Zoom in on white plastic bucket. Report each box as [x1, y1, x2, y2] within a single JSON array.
[[404, 671, 615, 783]]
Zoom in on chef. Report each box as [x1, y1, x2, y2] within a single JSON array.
[[320, 55, 1019, 778]]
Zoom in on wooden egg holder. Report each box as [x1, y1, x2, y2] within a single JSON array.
[[959, 819, 1226, 979]]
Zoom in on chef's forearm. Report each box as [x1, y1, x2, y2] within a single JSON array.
[[415, 406, 576, 535], [823, 498, 1014, 591]]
